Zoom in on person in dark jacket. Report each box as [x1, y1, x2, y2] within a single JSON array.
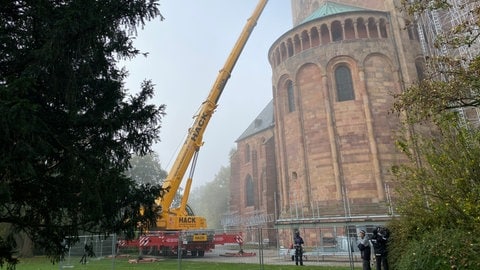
[[357, 230, 371, 270], [293, 231, 304, 266], [371, 227, 389, 270]]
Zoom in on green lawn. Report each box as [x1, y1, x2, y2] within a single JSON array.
[[14, 257, 361, 270]]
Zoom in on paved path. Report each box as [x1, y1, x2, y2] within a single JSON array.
[[187, 245, 360, 268]]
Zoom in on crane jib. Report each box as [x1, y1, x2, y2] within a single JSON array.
[[154, 0, 269, 234], [214, 78, 228, 104], [190, 112, 209, 142]]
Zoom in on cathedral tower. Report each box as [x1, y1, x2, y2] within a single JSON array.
[[228, 0, 423, 243], [268, 0, 422, 222]]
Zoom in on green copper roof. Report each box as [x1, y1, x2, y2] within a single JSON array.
[[301, 1, 367, 24]]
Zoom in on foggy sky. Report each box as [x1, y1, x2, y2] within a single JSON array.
[[123, 0, 292, 189]]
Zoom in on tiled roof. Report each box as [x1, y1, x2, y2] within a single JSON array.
[[301, 1, 367, 24], [236, 99, 274, 141]]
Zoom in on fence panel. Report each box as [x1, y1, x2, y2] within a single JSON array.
[[58, 226, 387, 269], [61, 234, 117, 268]]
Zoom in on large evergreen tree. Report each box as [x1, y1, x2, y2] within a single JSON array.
[[0, 0, 165, 267]]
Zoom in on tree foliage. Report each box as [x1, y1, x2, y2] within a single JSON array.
[[125, 153, 167, 186], [390, 1, 480, 269], [0, 0, 165, 267], [390, 116, 480, 269], [189, 166, 231, 229], [394, 0, 480, 122]]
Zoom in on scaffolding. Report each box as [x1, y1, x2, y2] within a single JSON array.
[[414, 0, 480, 126]]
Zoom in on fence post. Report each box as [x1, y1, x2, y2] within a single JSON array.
[[178, 231, 182, 270], [257, 227, 264, 270], [111, 233, 116, 270]]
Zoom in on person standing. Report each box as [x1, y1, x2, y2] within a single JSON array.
[[293, 231, 304, 266], [357, 230, 371, 270], [79, 243, 88, 264], [79, 242, 95, 265], [371, 227, 389, 270]]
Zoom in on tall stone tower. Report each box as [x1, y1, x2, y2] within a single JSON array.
[[228, 0, 423, 244]]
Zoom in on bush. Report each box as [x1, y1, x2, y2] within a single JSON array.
[[390, 226, 480, 270]]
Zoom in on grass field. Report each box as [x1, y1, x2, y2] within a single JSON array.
[[14, 256, 362, 270]]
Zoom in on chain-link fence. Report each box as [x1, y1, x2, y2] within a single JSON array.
[[60, 234, 117, 268], [54, 224, 388, 269], [57, 224, 387, 269], [208, 226, 367, 268]]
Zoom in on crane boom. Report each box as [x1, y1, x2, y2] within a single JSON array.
[[156, 0, 268, 230]]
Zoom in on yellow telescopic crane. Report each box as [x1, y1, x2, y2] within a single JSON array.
[[156, 0, 268, 231]]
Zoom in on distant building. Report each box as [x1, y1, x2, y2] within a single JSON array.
[[226, 0, 424, 244]]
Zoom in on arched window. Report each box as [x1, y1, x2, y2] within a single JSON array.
[[294, 35, 302, 54], [368, 17, 379, 38], [335, 66, 355, 101], [287, 38, 294, 57], [245, 176, 254, 207], [379, 18, 388, 38], [301, 30, 310, 50], [320, 24, 330, 44], [287, 80, 296, 112], [245, 144, 250, 163], [344, 19, 355, 39], [275, 48, 281, 66], [311, 27, 320, 47], [280, 43, 287, 62], [415, 60, 425, 81], [357, 18, 368, 38], [331, 21, 343, 41], [406, 20, 416, 40]]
